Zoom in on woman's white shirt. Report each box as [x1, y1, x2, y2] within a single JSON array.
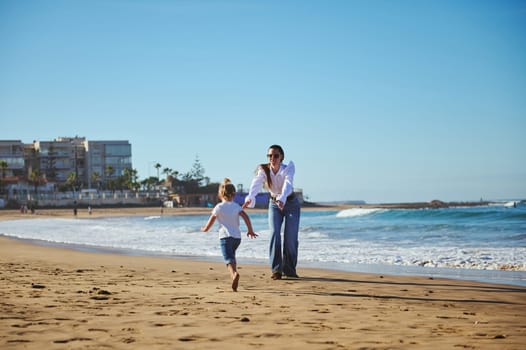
[[244, 161, 295, 208]]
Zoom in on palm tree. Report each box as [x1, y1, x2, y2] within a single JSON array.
[[66, 172, 77, 191], [29, 170, 44, 196], [0, 160, 7, 194], [122, 168, 139, 191], [91, 172, 101, 190], [162, 167, 172, 181], [164, 168, 179, 192], [140, 177, 156, 191], [105, 165, 115, 178], [105, 165, 115, 192], [0, 160, 7, 179], [154, 163, 161, 183]]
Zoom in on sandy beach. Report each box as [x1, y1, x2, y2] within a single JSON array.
[[1, 208, 525, 349]]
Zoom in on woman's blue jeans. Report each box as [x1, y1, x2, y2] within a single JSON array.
[[268, 196, 301, 276]]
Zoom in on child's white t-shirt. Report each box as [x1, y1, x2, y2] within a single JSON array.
[[212, 201, 242, 239]]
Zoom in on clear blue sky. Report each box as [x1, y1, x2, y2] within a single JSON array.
[[1, 0, 525, 203]]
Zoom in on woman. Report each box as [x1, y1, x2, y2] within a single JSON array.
[[243, 145, 301, 280]]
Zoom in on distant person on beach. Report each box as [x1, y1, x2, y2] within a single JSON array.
[[243, 144, 301, 280], [201, 178, 258, 291]]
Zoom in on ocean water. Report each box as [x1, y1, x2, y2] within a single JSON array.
[[1, 203, 525, 286]]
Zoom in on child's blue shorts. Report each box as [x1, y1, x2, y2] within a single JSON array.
[[220, 237, 241, 264]]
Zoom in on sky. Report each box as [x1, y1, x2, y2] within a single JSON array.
[[1, 0, 525, 203]]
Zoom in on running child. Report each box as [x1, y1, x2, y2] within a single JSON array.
[[201, 178, 258, 291]]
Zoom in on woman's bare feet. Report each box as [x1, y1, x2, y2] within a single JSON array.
[[232, 272, 240, 292]]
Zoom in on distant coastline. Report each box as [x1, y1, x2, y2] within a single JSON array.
[[306, 199, 494, 209]]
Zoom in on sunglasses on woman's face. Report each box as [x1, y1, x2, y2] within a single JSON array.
[[267, 153, 280, 159]]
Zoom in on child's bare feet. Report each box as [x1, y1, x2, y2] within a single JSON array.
[[232, 272, 240, 292]]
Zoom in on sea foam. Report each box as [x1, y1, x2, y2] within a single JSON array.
[[335, 208, 384, 217]]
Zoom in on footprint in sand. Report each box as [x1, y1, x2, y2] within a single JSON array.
[[53, 337, 92, 344]]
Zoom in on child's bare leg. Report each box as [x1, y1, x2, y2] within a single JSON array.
[[227, 263, 240, 292]]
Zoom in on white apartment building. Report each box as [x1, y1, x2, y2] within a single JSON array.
[[0, 140, 25, 179], [34, 137, 87, 183], [85, 140, 132, 189], [0, 137, 132, 192]]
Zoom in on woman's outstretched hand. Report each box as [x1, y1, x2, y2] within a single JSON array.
[[242, 199, 251, 209]]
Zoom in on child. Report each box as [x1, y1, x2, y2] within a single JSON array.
[[201, 178, 258, 292]]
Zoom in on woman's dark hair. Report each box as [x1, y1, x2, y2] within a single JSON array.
[[268, 144, 284, 159], [259, 145, 284, 188]]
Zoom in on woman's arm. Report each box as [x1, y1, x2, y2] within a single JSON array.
[[243, 167, 266, 209], [277, 161, 295, 203]]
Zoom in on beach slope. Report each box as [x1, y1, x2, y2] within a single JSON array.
[[1, 235, 525, 349]]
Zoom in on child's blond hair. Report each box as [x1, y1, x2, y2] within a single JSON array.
[[219, 178, 236, 201]]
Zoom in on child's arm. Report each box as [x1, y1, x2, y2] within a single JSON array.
[[201, 215, 216, 232], [240, 211, 258, 238]]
